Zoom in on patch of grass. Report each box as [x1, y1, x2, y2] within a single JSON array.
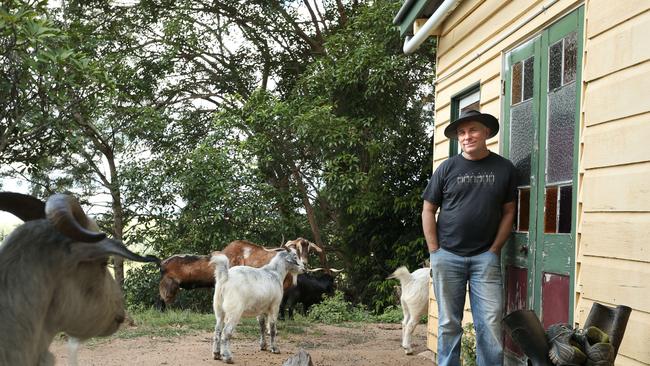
[[80, 308, 310, 347]]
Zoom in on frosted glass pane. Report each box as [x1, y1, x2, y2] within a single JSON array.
[[547, 82, 576, 183], [558, 185, 572, 233], [524, 57, 534, 100], [510, 100, 533, 185], [512, 61, 522, 105], [549, 41, 562, 90], [563, 32, 577, 84]]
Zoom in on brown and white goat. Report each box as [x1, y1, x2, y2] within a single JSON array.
[[0, 192, 158, 365], [156, 238, 322, 309]]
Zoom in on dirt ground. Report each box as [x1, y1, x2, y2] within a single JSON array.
[[51, 322, 434, 366]]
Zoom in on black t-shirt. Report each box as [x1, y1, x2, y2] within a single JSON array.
[[422, 152, 517, 257]]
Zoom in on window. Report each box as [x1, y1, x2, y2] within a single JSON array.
[[450, 85, 481, 156]]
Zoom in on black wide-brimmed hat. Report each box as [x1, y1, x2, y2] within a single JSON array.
[[444, 109, 499, 139]]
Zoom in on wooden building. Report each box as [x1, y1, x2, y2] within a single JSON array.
[[394, 0, 650, 364]]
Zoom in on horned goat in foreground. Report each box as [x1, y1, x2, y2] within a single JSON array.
[[0, 192, 158, 366], [211, 251, 305, 363], [387, 266, 430, 355]]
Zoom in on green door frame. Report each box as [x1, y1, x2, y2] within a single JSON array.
[[501, 6, 584, 326]]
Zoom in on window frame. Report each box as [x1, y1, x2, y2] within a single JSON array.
[[449, 83, 481, 157]]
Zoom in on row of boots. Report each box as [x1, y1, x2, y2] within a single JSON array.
[[546, 323, 613, 365], [502, 303, 631, 366]]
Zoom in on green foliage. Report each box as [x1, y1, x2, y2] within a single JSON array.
[[122, 264, 161, 311], [307, 291, 374, 324], [461, 322, 477, 366], [4, 0, 437, 314], [374, 305, 404, 323]]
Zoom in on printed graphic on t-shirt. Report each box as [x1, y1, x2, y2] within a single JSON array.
[[455, 171, 496, 185]]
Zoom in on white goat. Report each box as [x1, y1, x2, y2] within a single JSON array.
[[387, 266, 430, 355], [0, 192, 157, 365], [211, 250, 305, 363]]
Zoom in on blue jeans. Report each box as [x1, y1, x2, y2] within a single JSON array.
[[430, 248, 504, 366]]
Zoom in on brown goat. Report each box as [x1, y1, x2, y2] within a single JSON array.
[[156, 238, 322, 309]]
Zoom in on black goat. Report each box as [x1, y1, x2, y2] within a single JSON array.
[[280, 272, 337, 320]]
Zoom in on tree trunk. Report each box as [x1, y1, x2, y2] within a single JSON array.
[[291, 166, 328, 269], [107, 153, 126, 288]]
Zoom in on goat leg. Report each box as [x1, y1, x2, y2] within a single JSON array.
[[269, 317, 280, 354], [220, 321, 236, 363], [258, 315, 268, 351], [212, 315, 223, 360]]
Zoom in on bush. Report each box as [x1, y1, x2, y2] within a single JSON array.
[[307, 290, 374, 323], [123, 264, 160, 310], [461, 322, 477, 366], [374, 305, 403, 323]]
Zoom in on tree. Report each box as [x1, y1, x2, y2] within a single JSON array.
[[1, 0, 437, 310]]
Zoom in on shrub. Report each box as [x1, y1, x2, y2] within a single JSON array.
[[307, 290, 374, 323], [123, 264, 160, 310], [460, 322, 477, 366], [374, 305, 403, 323]]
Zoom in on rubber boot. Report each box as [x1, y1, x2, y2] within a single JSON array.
[[583, 303, 631, 360], [503, 310, 554, 366]]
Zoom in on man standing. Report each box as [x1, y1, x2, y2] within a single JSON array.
[[422, 109, 517, 366]]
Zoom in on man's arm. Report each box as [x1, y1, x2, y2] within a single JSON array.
[[489, 201, 516, 255], [422, 200, 440, 253]]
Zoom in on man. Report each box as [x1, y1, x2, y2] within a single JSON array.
[[422, 109, 517, 366]]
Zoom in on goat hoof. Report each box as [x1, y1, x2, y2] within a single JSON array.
[[222, 356, 233, 364], [213, 353, 220, 360], [404, 348, 413, 355], [270, 347, 281, 354]]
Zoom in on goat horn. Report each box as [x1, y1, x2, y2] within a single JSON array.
[[306, 268, 325, 272], [308, 242, 323, 252], [45, 194, 106, 243], [0, 192, 46, 221], [97, 239, 159, 263], [328, 268, 344, 273], [263, 247, 285, 252]]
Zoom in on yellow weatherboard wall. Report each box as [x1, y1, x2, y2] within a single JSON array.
[[422, 0, 650, 364]]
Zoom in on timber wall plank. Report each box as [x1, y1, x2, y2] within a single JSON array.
[[580, 212, 650, 263], [582, 113, 650, 169], [581, 162, 650, 212], [583, 10, 650, 82], [584, 0, 650, 38]]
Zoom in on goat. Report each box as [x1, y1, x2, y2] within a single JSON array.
[[156, 238, 322, 309], [387, 266, 430, 355], [211, 251, 305, 363], [0, 192, 157, 365], [156, 253, 216, 310], [279, 268, 343, 320]]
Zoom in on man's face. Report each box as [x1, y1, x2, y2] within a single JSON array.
[[456, 120, 490, 155]]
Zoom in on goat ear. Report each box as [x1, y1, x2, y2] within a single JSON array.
[[71, 239, 159, 263]]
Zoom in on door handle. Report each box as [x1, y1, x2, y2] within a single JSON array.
[[519, 245, 529, 255]]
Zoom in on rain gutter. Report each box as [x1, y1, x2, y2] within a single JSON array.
[[402, 0, 463, 55]]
